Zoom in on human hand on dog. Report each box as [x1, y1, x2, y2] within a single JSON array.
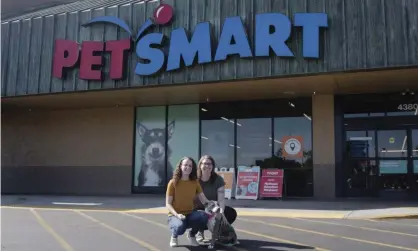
[[176, 214, 186, 220]]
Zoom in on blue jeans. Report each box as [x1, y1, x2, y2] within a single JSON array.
[[168, 211, 209, 238]]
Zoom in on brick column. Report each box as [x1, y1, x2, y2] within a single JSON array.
[[312, 94, 336, 199]]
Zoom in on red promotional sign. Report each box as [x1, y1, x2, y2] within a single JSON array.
[[259, 169, 284, 198], [235, 168, 260, 199]]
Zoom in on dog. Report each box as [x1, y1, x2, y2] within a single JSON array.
[[136, 121, 175, 187], [204, 201, 239, 249]]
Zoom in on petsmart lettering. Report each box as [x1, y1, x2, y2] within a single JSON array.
[[52, 3, 328, 80]]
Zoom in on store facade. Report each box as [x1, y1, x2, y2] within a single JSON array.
[[1, 0, 418, 199]]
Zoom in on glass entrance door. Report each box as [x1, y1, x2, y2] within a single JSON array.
[[377, 130, 409, 192], [411, 129, 418, 195], [344, 130, 378, 197], [344, 128, 418, 198], [376, 128, 418, 198]]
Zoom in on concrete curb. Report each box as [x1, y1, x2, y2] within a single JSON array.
[[342, 207, 418, 220], [355, 215, 418, 220], [2, 205, 418, 220]]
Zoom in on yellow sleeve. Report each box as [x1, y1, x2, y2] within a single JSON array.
[[196, 180, 203, 194], [166, 179, 175, 197]]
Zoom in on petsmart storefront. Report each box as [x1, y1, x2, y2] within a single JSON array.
[[2, 0, 418, 200]]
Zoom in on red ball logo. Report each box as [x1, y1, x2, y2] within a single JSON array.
[[153, 3, 173, 25]]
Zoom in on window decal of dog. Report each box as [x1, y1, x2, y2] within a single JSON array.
[[136, 121, 175, 187]]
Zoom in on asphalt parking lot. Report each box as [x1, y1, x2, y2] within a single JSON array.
[[2, 207, 418, 251]]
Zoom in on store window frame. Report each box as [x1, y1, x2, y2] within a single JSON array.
[[132, 98, 313, 196], [343, 129, 379, 197], [131, 106, 168, 194], [199, 98, 313, 198], [340, 116, 418, 197], [132, 104, 200, 194]]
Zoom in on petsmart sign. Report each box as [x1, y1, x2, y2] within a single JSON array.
[[52, 2, 328, 80]]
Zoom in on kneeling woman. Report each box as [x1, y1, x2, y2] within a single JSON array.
[[194, 155, 238, 242], [166, 157, 210, 247]]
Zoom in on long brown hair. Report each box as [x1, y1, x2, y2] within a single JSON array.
[[172, 157, 198, 187], [197, 155, 218, 184]]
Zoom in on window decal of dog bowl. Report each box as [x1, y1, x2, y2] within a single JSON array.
[[247, 182, 258, 194]]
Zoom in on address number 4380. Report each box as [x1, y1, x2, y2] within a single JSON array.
[[397, 104, 418, 110]]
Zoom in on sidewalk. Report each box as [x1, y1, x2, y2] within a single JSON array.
[[2, 194, 418, 219]]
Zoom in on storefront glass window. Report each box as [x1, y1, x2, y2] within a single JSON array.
[[236, 118, 272, 168], [377, 130, 408, 158], [134, 106, 166, 188], [200, 104, 235, 169], [167, 104, 200, 175], [412, 130, 418, 174], [346, 130, 376, 158], [272, 106, 313, 197], [201, 119, 235, 169], [273, 117, 312, 167], [200, 98, 312, 197]]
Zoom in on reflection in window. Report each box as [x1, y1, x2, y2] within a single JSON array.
[[236, 118, 272, 168], [201, 119, 234, 169], [346, 159, 377, 190], [379, 160, 407, 174], [273, 117, 312, 168], [377, 130, 408, 158], [346, 131, 375, 158], [200, 98, 313, 197], [168, 104, 200, 173], [413, 160, 417, 191], [412, 130, 418, 158]]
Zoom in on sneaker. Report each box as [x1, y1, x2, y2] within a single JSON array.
[[187, 232, 200, 246], [195, 231, 205, 242], [170, 236, 178, 247]]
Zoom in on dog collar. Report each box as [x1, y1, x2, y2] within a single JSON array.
[[206, 213, 216, 220]]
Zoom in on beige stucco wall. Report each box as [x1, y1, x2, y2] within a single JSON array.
[[2, 106, 133, 166], [1, 106, 134, 195], [312, 94, 336, 199]]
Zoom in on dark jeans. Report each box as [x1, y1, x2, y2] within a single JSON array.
[[168, 211, 209, 238]]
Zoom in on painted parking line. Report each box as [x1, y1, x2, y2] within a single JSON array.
[[119, 213, 249, 251], [52, 202, 103, 206], [291, 217, 418, 237], [365, 219, 418, 227], [121, 212, 328, 251], [1, 205, 128, 213], [74, 210, 161, 251], [30, 209, 76, 251], [239, 218, 418, 251]]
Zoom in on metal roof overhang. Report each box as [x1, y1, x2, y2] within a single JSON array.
[[2, 0, 144, 22], [2, 67, 418, 111]]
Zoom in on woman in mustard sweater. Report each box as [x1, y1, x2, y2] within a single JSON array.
[[166, 157, 210, 247]]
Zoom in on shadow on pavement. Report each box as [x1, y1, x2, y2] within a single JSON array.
[[237, 239, 315, 250], [176, 239, 315, 250]]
